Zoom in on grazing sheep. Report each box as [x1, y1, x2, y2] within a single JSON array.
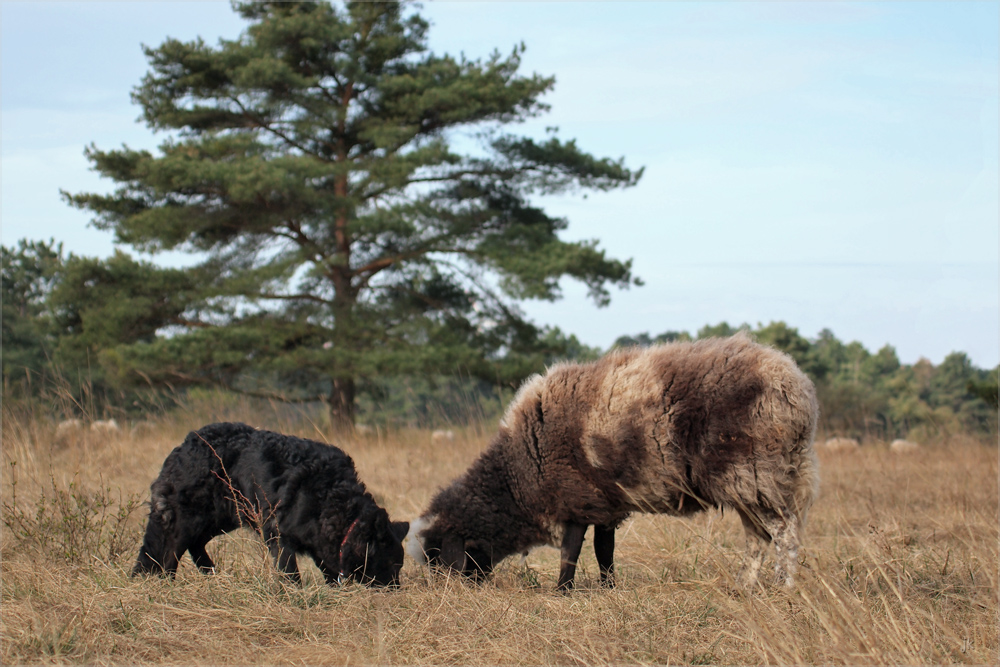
[[90, 419, 121, 435], [53, 418, 84, 446], [407, 333, 819, 590], [890, 439, 919, 454], [431, 429, 455, 445], [133, 422, 408, 587], [823, 437, 860, 453]]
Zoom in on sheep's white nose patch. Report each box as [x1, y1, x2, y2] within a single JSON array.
[[404, 516, 432, 564]]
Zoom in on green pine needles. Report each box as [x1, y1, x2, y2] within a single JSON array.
[[62, 1, 642, 430]]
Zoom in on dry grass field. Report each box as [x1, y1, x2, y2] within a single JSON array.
[[2, 398, 997, 665]]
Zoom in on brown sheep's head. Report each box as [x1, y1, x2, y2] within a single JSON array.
[[405, 515, 494, 582]]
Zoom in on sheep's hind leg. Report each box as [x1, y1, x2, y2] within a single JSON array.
[[556, 522, 588, 591], [763, 514, 800, 588], [735, 508, 770, 589], [594, 524, 616, 588]]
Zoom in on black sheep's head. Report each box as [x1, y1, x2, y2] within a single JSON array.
[[334, 504, 408, 588]]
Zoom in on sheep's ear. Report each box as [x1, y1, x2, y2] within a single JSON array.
[[440, 533, 466, 572], [389, 521, 409, 543]]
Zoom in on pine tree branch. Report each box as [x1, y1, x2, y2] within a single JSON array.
[[254, 292, 334, 305], [352, 249, 427, 282], [226, 94, 333, 159], [170, 316, 213, 329], [351, 231, 464, 289], [407, 169, 516, 184], [273, 223, 330, 266], [359, 167, 514, 202], [433, 255, 523, 320]]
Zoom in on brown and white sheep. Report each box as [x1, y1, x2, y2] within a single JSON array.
[[407, 333, 819, 590]]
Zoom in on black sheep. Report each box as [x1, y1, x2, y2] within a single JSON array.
[[133, 422, 408, 587]]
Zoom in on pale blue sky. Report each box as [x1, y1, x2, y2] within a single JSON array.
[[2, 1, 997, 367]]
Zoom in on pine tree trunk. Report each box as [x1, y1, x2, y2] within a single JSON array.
[[328, 376, 356, 434]]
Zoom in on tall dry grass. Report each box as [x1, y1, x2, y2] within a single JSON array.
[[1, 401, 997, 665]]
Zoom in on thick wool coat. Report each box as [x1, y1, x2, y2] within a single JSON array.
[[134, 422, 406, 586], [416, 333, 819, 586]]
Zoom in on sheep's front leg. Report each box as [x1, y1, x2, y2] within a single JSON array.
[[556, 522, 587, 591], [265, 528, 300, 584], [273, 544, 300, 583], [188, 537, 216, 574], [594, 523, 616, 588]]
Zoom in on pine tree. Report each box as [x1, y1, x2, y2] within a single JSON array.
[[63, 1, 642, 430]]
